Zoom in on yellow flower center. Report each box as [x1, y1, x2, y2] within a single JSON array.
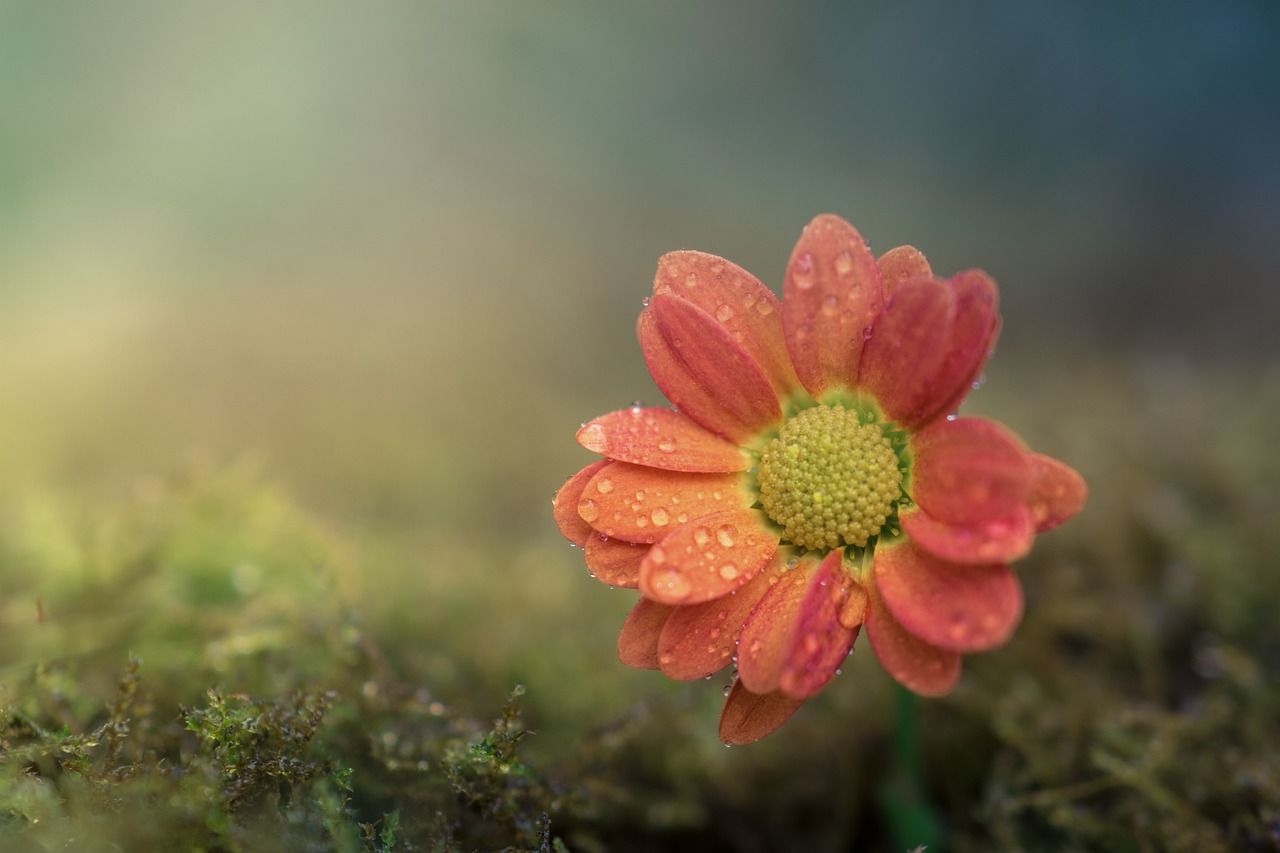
[[757, 405, 902, 551]]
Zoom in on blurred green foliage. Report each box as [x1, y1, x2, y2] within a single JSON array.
[[0, 354, 1277, 851]]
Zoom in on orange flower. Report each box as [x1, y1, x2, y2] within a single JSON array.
[[554, 214, 1086, 744]]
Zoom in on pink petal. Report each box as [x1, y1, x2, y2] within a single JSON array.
[[901, 506, 1035, 564], [874, 539, 1023, 653], [858, 272, 999, 429], [577, 407, 749, 473], [778, 551, 860, 699], [1026, 453, 1087, 532], [553, 460, 610, 546], [864, 585, 961, 696], [580, 462, 742, 544], [617, 597, 674, 670], [584, 535, 646, 588], [718, 680, 806, 745], [735, 558, 815, 694], [656, 552, 789, 680], [652, 251, 800, 400], [909, 417, 1031, 525], [876, 245, 932, 297], [638, 507, 778, 605], [639, 294, 782, 443], [782, 214, 884, 397]]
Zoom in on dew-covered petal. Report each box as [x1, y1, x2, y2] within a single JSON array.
[[1026, 453, 1087, 532], [916, 270, 1001, 425], [718, 680, 806, 745], [656, 552, 789, 680], [553, 460, 610, 546], [901, 505, 1034, 564], [638, 507, 778, 606], [778, 551, 860, 699], [735, 557, 816, 694], [581, 462, 742, 544], [874, 539, 1023, 653], [876, 245, 932, 297], [782, 214, 884, 397], [652, 251, 799, 399], [859, 272, 999, 429], [864, 585, 961, 696], [577, 407, 748, 473], [617, 597, 674, 670], [909, 416, 1031, 525], [639, 294, 782, 443], [583, 535, 646, 589]]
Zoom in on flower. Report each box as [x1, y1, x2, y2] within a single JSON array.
[[554, 214, 1086, 744]]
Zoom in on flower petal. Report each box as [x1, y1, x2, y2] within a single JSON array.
[[581, 462, 742, 544], [735, 558, 815, 694], [577, 407, 748, 473], [656, 552, 789, 680], [778, 551, 860, 699], [876, 245, 932, 297], [901, 506, 1035, 564], [718, 680, 806, 745], [652, 251, 799, 399], [638, 507, 778, 605], [783, 214, 884, 397], [859, 272, 999, 429], [909, 416, 1031, 525], [584, 535, 646, 588], [1026, 453, 1087, 532], [639, 294, 782, 443], [617, 597, 674, 670], [864, 584, 961, 696], [874, 539, 1023, 653], [553, 460, 610, 546]]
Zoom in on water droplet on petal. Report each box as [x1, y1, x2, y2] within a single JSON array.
[[719, 563, 738, 580], [693, 526, 711, 547], [650, 508, 670, 527], [716, 525, 737, 547], [641, 296, 651, 307], [834, 250, 854, 275], [579, 499, 599, 522], [652, 569, 691, 600], [596, 477, 614, 494], [716, 304, 734, 322], [657, 438, 677, 453]]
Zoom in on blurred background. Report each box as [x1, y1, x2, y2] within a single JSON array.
[[2, 2, 1279, 849]]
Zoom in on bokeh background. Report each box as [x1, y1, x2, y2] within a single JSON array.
[[2, 2, 1279, 850]]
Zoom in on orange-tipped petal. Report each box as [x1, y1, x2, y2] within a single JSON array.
[[874, 539, 1023, 653], [553, 460, 610, 546], [909, 417, 1031, 525], [618, 597, 674, 670], [656, 552, 789, 680], [736, 557, 815, 694], [838, 581, 869, 630], [778, 551, 859, 699], [639, 294, 782, 443], [1026, 453, 1087, 532], [581, 462, 742, 544], [865, 585, 961, 696], [859, 272, 999, 429], [917, 270, 1001, 425], [577, 407, 749, 473], [901, 506, 1035, 564], [718, 680, 805, 745], [638, 507, 778, 605], [652, 251, 799, 399], [782, 214, 884, 397], [584, 535, 647, 589], [876, 245, 932, 296]]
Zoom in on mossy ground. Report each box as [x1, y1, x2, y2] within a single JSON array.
[[1, 345, 1277, 852]]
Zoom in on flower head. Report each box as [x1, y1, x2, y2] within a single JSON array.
[[554, 214, 1086, 744]]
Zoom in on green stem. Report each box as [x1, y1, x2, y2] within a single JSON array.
[[878, 684, 945, 851]]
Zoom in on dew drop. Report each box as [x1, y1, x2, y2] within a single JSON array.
[[834, 250, 854, 275], [578, 422, 606, 450], [658, 651, 674, 665], [596, 477, 614, 494], [650, 508, 670, 527], [716, 525, 737, 547], [653, 569, 691, 600], [685, 273, 698, 287], [821, 294, 839, 316], [635, 516, 648, 528], [719, 563, 739, 580], [641, 296, 651, 307], [716, 304, 734, 322], [755, 300, 773, 316], [579, 499, 599, 522], [792, 253, 815, 289], [657, 438, 677, 453], [693, 526, 711, 547]]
